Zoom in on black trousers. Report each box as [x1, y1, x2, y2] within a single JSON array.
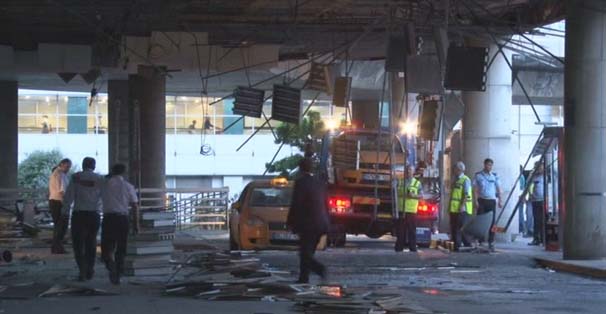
[[49, 200, 68, 252], [395, 214, 417, 251], [101, 214, 129, 275], [450, 212, 472, 250], [71, 211, 100, 275], [477, 198, 496, 244], [298, 232, 325, 282], [532, 201, 545, 243]]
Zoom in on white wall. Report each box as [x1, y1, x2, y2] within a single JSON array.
[[511, 105, 563, 169], [19, 133, 295, 176], [19, 134, 110, 173], [166, 134, 296, 176]]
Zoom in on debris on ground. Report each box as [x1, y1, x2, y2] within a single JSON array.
[[162, 249, 432, 313], [0, 283, 49, 299], [38, 284, 117, 297]]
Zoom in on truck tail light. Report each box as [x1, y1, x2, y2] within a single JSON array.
[[328, 196, 352, 214], [418, 201, 437, 215]]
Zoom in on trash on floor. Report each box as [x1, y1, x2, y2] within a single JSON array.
[[162, 249, 432, 313], [38, 284, 117, 297]]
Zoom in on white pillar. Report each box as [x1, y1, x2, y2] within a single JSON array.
[[563, 0, 606, 259], [462, 44, 519, 241]]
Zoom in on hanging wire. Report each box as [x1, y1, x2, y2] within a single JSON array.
[[188, 31, 214, 156], [47, 0, 171, 77], [460, 0, 542, 123]]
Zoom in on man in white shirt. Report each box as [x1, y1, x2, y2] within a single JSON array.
[[101, 163, 138, 285], [48, 158, 72, 254], [62, 157, 103, 281]]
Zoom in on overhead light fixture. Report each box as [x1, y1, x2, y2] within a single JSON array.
[[272, 84, 301, 124], [57, 72, 77, 84], [80, 69, 101, 85], [325, 118, 339, 131], [233, 86, 265, 118], [399, 120, 418, 136]]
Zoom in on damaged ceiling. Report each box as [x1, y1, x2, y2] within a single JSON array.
[[0, 0, 565, 94]]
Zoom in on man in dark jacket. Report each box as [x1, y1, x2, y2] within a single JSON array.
[[287, 158, 329, 284]]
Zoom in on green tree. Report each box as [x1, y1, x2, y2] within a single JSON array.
[[265, 111, 326, 178], [18, 150, 65, 190]]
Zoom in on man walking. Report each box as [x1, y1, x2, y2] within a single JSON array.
[[449, 162, 473, 251], [101, 164, 138, 285], [48, 158, 72, 254], [287, 158, 329, 284], [62, 157, 102, 281], [528, 161, 545, 246], [395, 165, 422, 252], [473, 158, 502, 252]]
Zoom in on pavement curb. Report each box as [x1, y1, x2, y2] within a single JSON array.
[[534, 257, 606, 279]]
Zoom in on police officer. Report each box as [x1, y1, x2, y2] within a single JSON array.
[[528, 161, 545, 246], [473, 158, 503, 252], [395, 165, 422, 252], [101, 164, 138, 285], [48, 158, 72, 254], [449, 161, 473, 251], [62, 157, 103, 281]]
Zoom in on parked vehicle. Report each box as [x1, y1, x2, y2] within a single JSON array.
[[228, 178, 326, 250], [318, 127, 438, 247]]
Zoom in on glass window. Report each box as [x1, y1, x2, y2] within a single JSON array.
[[174, 96, 188, 131], [87, 96, 108, 134], [18, 95, 38, 132], [56, 95, 68, 133], [218, 99, 243, 134], [166, 96, 177, 132], [248, 187, 293, 207], [36, 95, 59, 134]]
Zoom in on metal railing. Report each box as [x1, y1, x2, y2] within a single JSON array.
[[0, 187, 230, 231], [139, 187, 230, 231]]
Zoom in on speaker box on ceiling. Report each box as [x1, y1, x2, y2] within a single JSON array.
[[406, 55, 442, 94], [444, 46, 489, 91], [272, 84, 301, 124], [233, 86, 265, 118], [306, 62, 332, 94], [332, 77, 352, 107], [385, 24, 416, 72], [418, 100, 440, 141]]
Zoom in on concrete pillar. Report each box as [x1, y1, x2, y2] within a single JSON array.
[[563, 0, 606, 259], [0, 81, 18, 190], [129, 65, 166, 194], [107, 80, 132, 175], [462, 44, 519, 241]]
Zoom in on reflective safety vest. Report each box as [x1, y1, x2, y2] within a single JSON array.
[[398, 178, 421, 213], [450, 175, 473, 214]]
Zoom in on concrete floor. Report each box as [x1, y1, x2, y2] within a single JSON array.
[[1, 234, 606, 314]]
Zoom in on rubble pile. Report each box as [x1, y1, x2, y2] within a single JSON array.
[[165, 250, 432, 313], [0, 206, 34, 252]]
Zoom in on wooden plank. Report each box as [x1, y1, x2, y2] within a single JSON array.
[[535, 257, 606, 279]]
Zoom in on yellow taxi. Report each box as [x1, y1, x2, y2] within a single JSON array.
[[229, 178, 326, 250]]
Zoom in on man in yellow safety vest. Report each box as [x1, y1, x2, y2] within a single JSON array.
[[395, 165, 422, 252], [449, 161, 473, 251]]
